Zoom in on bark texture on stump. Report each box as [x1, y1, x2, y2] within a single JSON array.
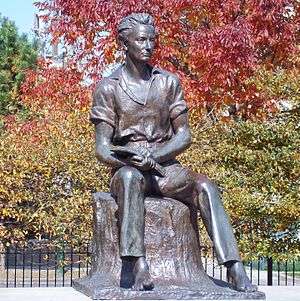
[[91, 192, 208, 287], [73, 192, 265, 300]]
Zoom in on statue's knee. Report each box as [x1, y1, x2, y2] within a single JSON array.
[[114, 166, 145, 186], [195, 175, 221, 202]]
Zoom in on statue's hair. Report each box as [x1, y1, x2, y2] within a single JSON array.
[[118, 13, 155, 42]]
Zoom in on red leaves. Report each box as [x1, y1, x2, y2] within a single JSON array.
[[1, 58, 91, 145], [34, 0, 299, 114], [20, 59, 90, 113]]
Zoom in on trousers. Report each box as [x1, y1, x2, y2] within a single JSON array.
[[110, 160, 241, 265]]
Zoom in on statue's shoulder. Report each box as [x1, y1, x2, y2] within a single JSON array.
[[153, 67, 181, 85], [93, 67, 121, 96], [93, 79, 114, 98]]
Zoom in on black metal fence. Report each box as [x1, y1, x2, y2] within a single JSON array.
[[0, 244, 91, 288], [1, 245, 299, 287]]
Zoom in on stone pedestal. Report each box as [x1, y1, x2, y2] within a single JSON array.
[[73, 192, 265, 300]]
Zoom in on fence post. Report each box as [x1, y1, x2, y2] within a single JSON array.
[[267, 257, 273, 286], [0, 242, 5, 271]]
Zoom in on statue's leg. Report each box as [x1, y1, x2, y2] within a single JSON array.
[[195, 174, 240, 263], [195, 173, 257, 292], [153, 164, 256, 292], [111, 166, 147, 258], [155, 167, 239, 262], [111, 166, 154, 291]]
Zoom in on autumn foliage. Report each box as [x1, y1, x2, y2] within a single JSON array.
[[0, 60, 109, 247], [21, 60, 89, 114], [35, 0, 300, 113], [0, 1, 299, 258]]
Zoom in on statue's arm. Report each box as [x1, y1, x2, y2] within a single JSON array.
[[95, 121, 126, 168], [151, 74, 191, 163], [95, 122, 157, 171], [151, 112, 192, 163], [91, 80, 126, 168]]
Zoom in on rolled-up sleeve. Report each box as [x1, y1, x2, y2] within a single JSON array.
[[90, 80, 116, 127], [169, 75, 188, 120]]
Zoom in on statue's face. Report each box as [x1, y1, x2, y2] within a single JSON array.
[[125, 24, 156, 63]]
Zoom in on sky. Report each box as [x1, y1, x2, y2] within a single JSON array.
[[0, 1, 37, 36]]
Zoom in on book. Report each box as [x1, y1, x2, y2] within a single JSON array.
[[110, 145, 165, 177]]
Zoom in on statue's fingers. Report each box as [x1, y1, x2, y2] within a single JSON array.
[[130, 159, 142, 167], [145, 158, 155, 169], [149, 159, 156, 169], [144, 157, 153, 167], [131, 155, 143, 162]]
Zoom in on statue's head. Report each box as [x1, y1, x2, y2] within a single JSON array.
[[118, 13, 156, 63]]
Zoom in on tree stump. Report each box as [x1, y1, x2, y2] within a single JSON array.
[[73, 192, 265, 300]]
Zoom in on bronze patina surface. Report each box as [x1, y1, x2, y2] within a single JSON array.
[[73, 12, 265, 300]]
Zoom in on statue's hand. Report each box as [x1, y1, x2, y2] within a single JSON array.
[[129, 154, 156, 171]]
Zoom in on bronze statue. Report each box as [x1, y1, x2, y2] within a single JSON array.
[[90, 12, 257, 293]]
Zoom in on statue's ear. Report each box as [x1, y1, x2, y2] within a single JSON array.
[[117, 32, 128, 51]]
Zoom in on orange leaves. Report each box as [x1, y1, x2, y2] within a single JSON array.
[[20, 59, 90, 115], [34, 0, 299, 115], [0, 58, 92, 151]]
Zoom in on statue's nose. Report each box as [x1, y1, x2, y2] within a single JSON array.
[[145, 41, 152, 50]]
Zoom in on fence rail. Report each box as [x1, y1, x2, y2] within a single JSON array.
[[1, 245, 299, 287]]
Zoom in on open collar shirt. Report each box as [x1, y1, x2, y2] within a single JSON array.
[[90, 64, 188, 147]]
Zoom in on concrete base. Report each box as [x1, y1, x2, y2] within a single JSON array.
[[73, 273, 265, 300], [0, 286, 299, 301]]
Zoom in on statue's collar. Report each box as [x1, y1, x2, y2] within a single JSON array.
[[108, 64, 161, 80], [108, 64, 162, 105]]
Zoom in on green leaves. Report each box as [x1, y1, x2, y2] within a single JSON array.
[[0, 15, 37, 116], [181, 113, 300, 260]]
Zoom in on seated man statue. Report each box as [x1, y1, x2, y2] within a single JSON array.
[[90, 12, 256, 293]]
